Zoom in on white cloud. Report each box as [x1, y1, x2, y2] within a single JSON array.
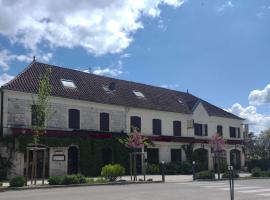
[[161, 84, 179, 89], [120, 53, 131, 59], [83, 60, 123, 77], [0, 0, 185, 56], [227, 103, 270, 133], [0, 49, 32, 71], [0, 73, 14, 86], [0, 49, 53, 70], [249, 84, 270, 106], [217, 1, 234, 12]]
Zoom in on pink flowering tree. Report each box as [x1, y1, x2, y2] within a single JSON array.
[[210, 133, 225, 179], [119, 127, 153, 181]]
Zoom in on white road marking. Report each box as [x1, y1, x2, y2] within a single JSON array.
[[239, 189, 270, 193], [258, 193, 270, 197], [220, 186, 262, 191]]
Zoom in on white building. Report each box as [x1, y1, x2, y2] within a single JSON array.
[[0, 61, 245, 178]]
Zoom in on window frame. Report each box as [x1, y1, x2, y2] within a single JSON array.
[[68, 109, 80, 129], [173, 120, 182, 137], [100, 112, 110, 132], [152, 118, 162, 135], [130, 116, 141, 132]]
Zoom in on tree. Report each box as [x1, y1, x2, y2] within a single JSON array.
[[31, 67, 52, 144], [28, 67, 52, 185], [181, 143, 194, 163], [247, 129, 270, 160], [210, 133, 225, 180], [118, 127, 153, 181]]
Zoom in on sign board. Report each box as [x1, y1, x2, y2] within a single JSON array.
[[53, 154, 65, 161]]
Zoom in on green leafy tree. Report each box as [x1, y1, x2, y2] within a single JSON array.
[[31, 68, 52, 144], [181, 143, 194, 163]]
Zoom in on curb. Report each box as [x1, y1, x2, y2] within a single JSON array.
[[195, 177, 270, 181], [0, 180, 163, 192]]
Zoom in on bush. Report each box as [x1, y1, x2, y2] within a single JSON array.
[[164, 163, 178, 175], [251, 167, 270, 177], [9, 176, 26, 187], [76, 174, 87, 184], [101, 164, 125, 181], [179, 161, 192, 174], [48, 176, 63, 185], [222, 171, 239, 179], [195, 170, 215, 180], [62, 175, 80, 185], [146, 164, 160, 175], [251, 167, 262, 177], [248, 159, 270, 171]]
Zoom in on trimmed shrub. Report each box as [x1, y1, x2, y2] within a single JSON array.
[[48, 176, 63, 185], [179, 161, 192, 174], [195, 170, 215, 180], [76, 174, 87, 184], [251, 167, 262, 177], [9, 176, 26, 187], [146, 164, 160, 175], [222, 171, 239, 179], [62, 175, 80, 185], [101, 164, 125, 181], [248, 159, 270, 171]]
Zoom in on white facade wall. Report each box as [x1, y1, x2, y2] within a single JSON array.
[[1, 90, 245, 176]]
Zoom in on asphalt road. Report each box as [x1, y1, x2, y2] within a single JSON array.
[[1, 179, 270, 200]]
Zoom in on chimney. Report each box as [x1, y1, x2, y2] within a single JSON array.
[[33, 56, 36, 62], [186, 89, 189, 94]]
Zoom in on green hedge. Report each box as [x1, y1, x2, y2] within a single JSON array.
[[147, 164, 160, 175], [248, 159, 270, 171], [101, 164, 125, 181], [48, 174, 87, 185], [16, 135, 130, 177], [195, 170, 215, 179], [9, 176, 26, 187], [251, 167, 270, 177]]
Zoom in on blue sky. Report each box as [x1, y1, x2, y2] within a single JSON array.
[[0, 0, 270, 133]]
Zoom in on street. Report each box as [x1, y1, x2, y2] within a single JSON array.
[[0, 179, 270, 200]]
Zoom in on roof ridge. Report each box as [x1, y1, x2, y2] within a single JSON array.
[[36, 61, 190, 96]]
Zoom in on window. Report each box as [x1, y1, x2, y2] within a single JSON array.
[[217, 125, 223, 136], [194, 123, 208, 136], [147, 148, 159, 164], [68, 109, 80, 129], [230, 127, 241, 138], [177, 99, 183, 104], [173, 121, 181, 136], [130, 116, 141, 132], [61, 79, 76, 88], [133, 90, 145, 98], [100, 112, 110, 131], [230, 127, 236, 138], [31, 105, 45, 127], [152, 119, 162, 135], [171, 149, 182, 162]]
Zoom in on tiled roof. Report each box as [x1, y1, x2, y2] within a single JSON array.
[[3, 61, 243, 120]]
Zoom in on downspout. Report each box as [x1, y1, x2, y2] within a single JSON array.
[[0, 88, 4, 138]]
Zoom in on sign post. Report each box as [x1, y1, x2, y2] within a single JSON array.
[[228, 165, 234, 200]]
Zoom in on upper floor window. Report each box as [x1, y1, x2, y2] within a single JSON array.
[[133, 90, 145, 99], [68, 109, 80, 129], [217, 125, 223, 136], [31, 105, 45, 127], [230, 127, 240, 138], [100, 112, 110, 131], [173, 121, 182, 136], [194, 123, 208, 136], [153, 119, 162, 135], [130, 116, 141, 132]]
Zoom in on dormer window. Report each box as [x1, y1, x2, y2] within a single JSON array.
[[133, 90, 145, 98], [61, 79, 76, 88], [103, 82, 116, 94]]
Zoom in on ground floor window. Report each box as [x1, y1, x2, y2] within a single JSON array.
[[147, 148, 159, 164], [171, 149, 182, 162]]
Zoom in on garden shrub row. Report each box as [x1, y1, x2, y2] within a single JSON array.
[[251, 167, 270, 177], [9, 176, 26, 187], [195, 170, 215, 179], [147, 161, 192, 175], [48, 174, 87, 185]]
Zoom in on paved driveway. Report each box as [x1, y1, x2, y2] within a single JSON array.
[[0, 179, 269, 200]]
